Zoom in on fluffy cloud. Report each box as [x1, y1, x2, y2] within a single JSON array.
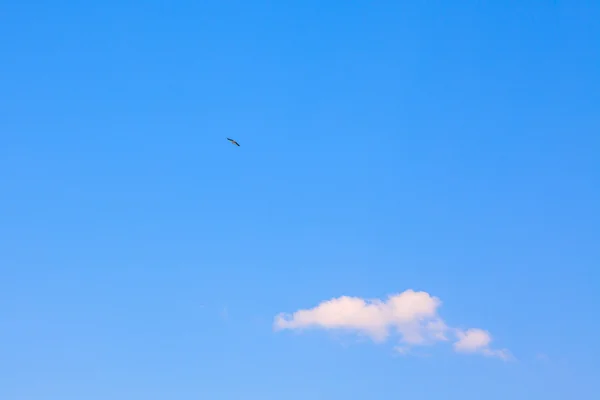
[[274, 289, 512, 360], [454, 328, 512, 360]]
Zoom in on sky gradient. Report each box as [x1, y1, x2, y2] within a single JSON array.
[[1, 1, 599, 399]]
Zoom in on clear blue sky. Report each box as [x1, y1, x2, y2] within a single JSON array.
[[1, 1, 599, 399]]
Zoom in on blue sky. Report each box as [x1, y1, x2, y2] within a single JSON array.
[[1, 1, 599, 399]]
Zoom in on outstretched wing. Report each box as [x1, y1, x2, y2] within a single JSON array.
[[227, 137, 240, 146]]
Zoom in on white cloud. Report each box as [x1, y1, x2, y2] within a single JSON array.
[[393, 345, 411, 355], [454, 328, 512, 360], [274, 289, 512, 360]]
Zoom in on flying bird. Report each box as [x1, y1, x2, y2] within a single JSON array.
[[227, 138, 240, 146]]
